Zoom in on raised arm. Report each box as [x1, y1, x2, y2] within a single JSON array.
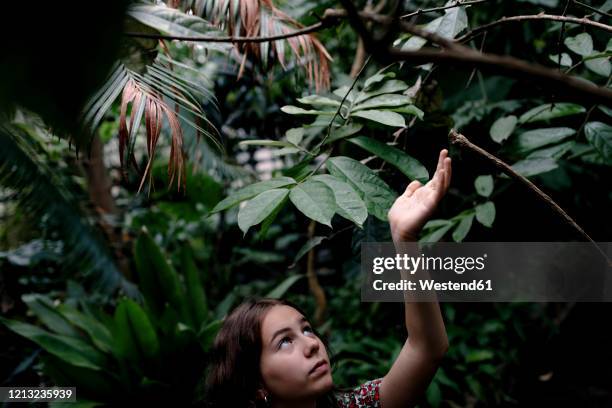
[[379, 149, 452, 408]]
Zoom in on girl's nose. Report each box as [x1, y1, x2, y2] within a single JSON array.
[[304, 336, 319, 356]]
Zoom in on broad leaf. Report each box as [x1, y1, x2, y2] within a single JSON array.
[[452, 213, 474, 242], [585, 122, 612, 162], [312, 174, 368, 227], [324, 123, 363, 145], [474, 175, 494, 197], [351, 110, 406, 127], [326, 156, 396, 222], [347, 136, 429, 183], [297, 95, 341, 107], [508, 158, 558, 177], [211, 177, 296, 213], [281, 106, 333, 115], [353, 94, 413, 111], [475, 201, 496, 227], [585, 56, 612, 77], [237, 189, 290, 235], [564, 33, 593, 56], [518, 103, 585, 123], [490, 116, 517, 143], [515, 127, 575, 153], [289, 180, 335, 227]]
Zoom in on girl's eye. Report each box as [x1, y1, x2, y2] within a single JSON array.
[[303, 326, 314, 335], [278, 336, 292, 349]]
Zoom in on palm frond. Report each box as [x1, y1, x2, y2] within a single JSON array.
[[0, 123, 139, 297], [176, 0, 332, 91], [80, 54, 223, 192]]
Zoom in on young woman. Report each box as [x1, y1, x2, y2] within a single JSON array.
[[206, 149, 452, 408]]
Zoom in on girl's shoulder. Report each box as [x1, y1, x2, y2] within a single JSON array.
[[334, 378, 383, 408]]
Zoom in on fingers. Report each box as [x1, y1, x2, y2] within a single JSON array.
[[444, 156, 452, 191], [431, 149, 447, 190], [403, 180, 422, 197]]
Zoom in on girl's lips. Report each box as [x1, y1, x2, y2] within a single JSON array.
[[309, 360, 329, 376]]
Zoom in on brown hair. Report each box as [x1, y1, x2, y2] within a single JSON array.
[[204, 297, 337, 408]]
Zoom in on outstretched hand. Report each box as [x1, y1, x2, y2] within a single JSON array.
[[388, 149, 452, 243]]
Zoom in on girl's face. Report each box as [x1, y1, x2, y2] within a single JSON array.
[[259, 305, 333, 404]]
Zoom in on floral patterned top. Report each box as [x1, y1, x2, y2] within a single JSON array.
[[335, 378, 383, 408]]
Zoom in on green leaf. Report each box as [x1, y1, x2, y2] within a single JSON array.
[[564, 33, 593, 56], [324, 124, 364, 145], [598, 105, 612, 117], [291, 237, 327, 267], [347, 136, 429, 183], [452, 213, 474, 242], [127, 4, 230, 52], [266, 275, 303, 299], [353, 94, 413, 111], [351, 110, 406, 127], [466, 350, 494, 363], [388, 105, 425, 120], [585, 56, 612, 77], [211, 177, 296, 213], [508, 158, 558, 177], [0, 317, 106, 371], [474, 175, 494, 197], [354, 80, 410, 103], [122, 299, 160, 359], [289, 180, 335, 227], [296, 95, 341, 107], [281, 105, 333, 115], [55, 305, 113, 354], [515, 127, 576, 153], [286, 128, 304, 145], [181, 247, 208, 326], [135, 229, 188, 323], [22, 294, 81, 338], [239, 140, 294, 147], [489, 115, 517, 143], [585, 121, 612, 162], [419, 223, 455, 243], [475, 201, 495, 227], [526, 141, 575, 160], [548, 53, 572, 67], [237, 189, 290, 235], [436, 2, 468, 39], [312, 175, 368, 227], [326, 156, 396, 222], [423, 219, 453, 230], [518, 103, 585, 123]]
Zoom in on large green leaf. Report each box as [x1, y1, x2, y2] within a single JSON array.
[[474, 175, 494, 198], [353, 95, 413, 111], [509, 158, 558, 177], [22, 294, 81, 338], [585, 56, 611, 77], [181, 247, 208, 326], [351, 110, 406, 127], [312, 175, 368, 227], [515, 127, 575, 153], [347, 136, 429, 183], [324, 124, 363, 145], [281, 106, 333, 115], [0, 318, 106, 371], [296, 95, 342, 108], [354, 80, 410, 104], [452, 213, 474, 242], [266, 275, 303, 299], [211, 177, 296, 213], [56, 305, 113, 354], [518, 103, 585, 123], [291, 236, 327, 266], [585, 122, 612, 162], [122, 299, 160, 360], [237, 189, 290, 235], [564, 33, 593, 56], [289, 180, 335, 227], [490, 116, 517, 143], [475, 201, 496, 228], [134, 229, 188, 323], [326, 156, 396, 222]]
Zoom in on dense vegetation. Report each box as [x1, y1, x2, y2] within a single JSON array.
[[1, 0, 611, 406]]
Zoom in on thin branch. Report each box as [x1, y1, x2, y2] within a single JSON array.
[[400, 0, 490, 20], [457, 13, 612, 43], [572, 0, 612, 19], [448, 129, 611, 266], [124, 20, 330, 43]]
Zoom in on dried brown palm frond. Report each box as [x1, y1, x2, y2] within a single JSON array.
[[173, 0, 332, 91]]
